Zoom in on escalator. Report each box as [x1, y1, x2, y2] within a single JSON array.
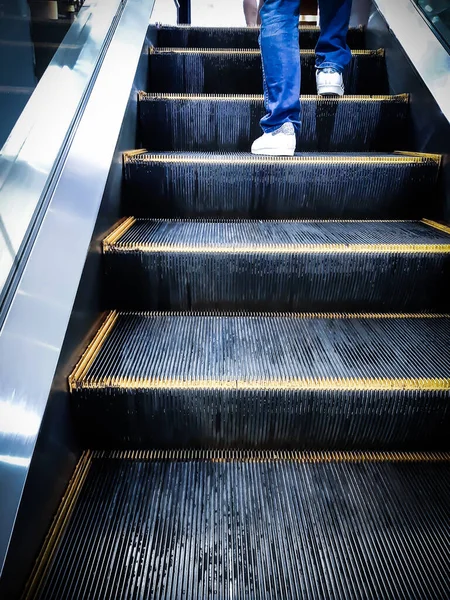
[[9, 14, 450, 600]]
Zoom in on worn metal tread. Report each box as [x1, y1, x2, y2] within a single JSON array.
[[154, 24, 366, 49], [70, 312, 450, 448], [26, 451, 450, 599], [148, 48, 387, 95], [138, 93, 410, 152], [123, 151, 440, 219]]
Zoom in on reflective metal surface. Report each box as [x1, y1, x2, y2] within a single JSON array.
[[0, 0, 123, 315], [0, 0, 155, 577], [414, 0, 450, 50], [374, 0, 450, 123], [366, 1, 450, 221]]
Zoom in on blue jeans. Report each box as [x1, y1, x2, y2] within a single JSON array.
[[259, 0, 353, 132]]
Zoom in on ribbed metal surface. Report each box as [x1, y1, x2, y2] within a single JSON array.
[[103, 219, 450, 311], [147, 49, 387, 95], [72, 313, 450, 448], [138, 93, 410, 152], [155, 25, 366, 49], [32, 452, 450, 600], [124, 152, 439, 219]]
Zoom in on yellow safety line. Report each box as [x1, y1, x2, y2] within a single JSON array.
[[75, 376, 450, 392], [139, 92, 409, 103], [103, 217, 136, 248], [124, 154, 436, 165], [22, 452, 93, 600], [422, 218, 450, 236], [105, 243, 450, 255], [68, 312, 118, 392], [92, 449, 449, 463], [151, 47, 383, 56]]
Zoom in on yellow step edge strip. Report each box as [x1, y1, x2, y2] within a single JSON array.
[[422, 218, 450, 236], [92, 449, 449, 463], [118, 311, 450, 318], [157, 24, 325, 31], [22, 451, 92, 600], [150, 47, 383, 56], [74, 377, 450, 392], [395, 150, 442, 164], [103, 216, 135, 248], [103, 218, 450, 254], [69, 312, 450, 389], [68, 312, 118, 392], [123, 153, 439, 164], [104, 243, 450, 255], [138, 92, 409, 102]]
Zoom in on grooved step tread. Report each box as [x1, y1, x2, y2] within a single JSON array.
[[102, 219, 450, 313], [138, 94, 410, 152], [154, 24, 366, 50], [104, 219, 450, 253], [147, 48, 387, 95], [71, 312, 450, 390], [70, 313, 450, 446], [139, 92, 408, 102], [123, 151, 440, 219], [124, 151, 438, 164], [27, 451, 450, 599], [151, 48, 379, 55]]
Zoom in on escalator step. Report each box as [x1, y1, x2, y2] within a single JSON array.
[[154, 24, 366, 49], [103, 218, 450, 312], [70, 312, 450, 448], [123, 152, 440, 219], [148, 48, 387, 95], [26, 451, 450, 599], [138, 93, 410, 152]]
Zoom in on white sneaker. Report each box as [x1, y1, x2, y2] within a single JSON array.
[[251, 122, 296, 156], [316, 67, 345, 96]]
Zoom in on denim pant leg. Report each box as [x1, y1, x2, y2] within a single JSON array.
[[259, 0, 301, 133], [316, 0, 353, 72]]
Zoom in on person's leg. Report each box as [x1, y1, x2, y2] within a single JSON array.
[[256, 0, 265, 25], [243, 0, 259, 26], [315, 0, 352, 72], [259, 0, 301, 132]]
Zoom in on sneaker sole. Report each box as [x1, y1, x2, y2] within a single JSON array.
[[317, 86, 345, 97], [251, 148, 296, 156]]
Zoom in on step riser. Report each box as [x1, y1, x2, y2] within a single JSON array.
[[155, 27, 365, 49], [139, 97, 410, 152], [148, 52, 387, 95], [124, 160, 438, 219], [74, 389, 450, 449], [104, 252, 450, 312]]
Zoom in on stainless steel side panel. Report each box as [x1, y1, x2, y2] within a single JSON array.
[[374, 0, 450, 123], [0, 0, 155, 576]]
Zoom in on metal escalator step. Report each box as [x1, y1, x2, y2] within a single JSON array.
[[123, 152, 440, 219], [138, 93, 410, 152], [148, 48, 387, 95], [154, 24, 366, 49], [25, 451, 450, 599], [103, 218, 450, 312], [70, 312, 450, 448]]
